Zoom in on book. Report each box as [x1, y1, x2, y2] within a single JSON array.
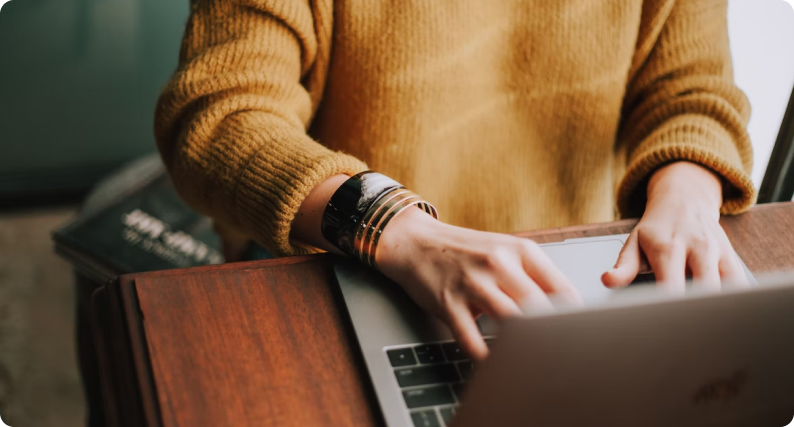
[[53, 155, 224, 283]]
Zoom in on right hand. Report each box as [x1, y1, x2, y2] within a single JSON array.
[[375, 207, 582, 361]]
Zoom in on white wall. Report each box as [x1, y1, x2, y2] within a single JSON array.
[[727, 0, 794, 188]]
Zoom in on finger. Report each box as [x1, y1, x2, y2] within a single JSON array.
[[445, 302, 488, 361], [719, 251, 750, 289], [520, 242, 583, 305], [638, 251, 653, 275], [714, 229, 749, 288], [648, 240, 687, 292], [523, 286, 560, 314], [494, 264, 560, 312], [602, 231, 642, 288], [687, 249, 721, 291], [465, 280, 523, 319]]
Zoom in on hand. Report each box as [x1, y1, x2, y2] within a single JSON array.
[[602, 161, 747, 291], [375, 208, 582, 361]]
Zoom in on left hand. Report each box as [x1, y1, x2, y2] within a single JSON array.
[[602, 161, 748, 291]]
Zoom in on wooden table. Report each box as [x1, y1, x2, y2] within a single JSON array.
[[91, 202, 794, 427]]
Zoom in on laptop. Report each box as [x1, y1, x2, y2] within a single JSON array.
[[333, 234, 794, 427]]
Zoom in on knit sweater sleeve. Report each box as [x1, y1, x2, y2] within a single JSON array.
[[154, 0, 367, 256], [616, 0, 755, 218]]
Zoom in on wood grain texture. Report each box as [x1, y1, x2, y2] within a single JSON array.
[[93, 202, 794, 427], [133, 259, 381, 427], [719, 203, 794, 272]]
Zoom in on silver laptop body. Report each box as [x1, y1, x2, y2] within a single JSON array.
[[333, 235, 779, 427], [455, 273, 794, 427]]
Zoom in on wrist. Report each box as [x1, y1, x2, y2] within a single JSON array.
[[291, 174, 350, 254], [375, 205, 442, 266], [647, 161, 723, 211], [317, 170, 439, 265]]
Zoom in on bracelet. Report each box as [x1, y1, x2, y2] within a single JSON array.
[[321, 171, 438, 265], [321, 171, 402, 256], [355, 189, 437, 268]]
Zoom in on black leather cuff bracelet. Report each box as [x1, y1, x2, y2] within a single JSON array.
[[321, 171, 403, 256]]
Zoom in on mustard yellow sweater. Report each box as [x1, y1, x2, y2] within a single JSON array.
[[155, 0, 755, 256]]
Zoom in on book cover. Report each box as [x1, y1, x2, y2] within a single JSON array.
[[53, 170, 223, 282]]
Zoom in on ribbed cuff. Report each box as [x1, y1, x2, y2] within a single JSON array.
[[233, 130, 368, 256], [617, 114, 756, 218]]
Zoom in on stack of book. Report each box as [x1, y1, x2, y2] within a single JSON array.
[[53, 155, 224, 283]]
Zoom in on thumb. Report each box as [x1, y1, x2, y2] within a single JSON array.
[[602, 232, 641, 288]]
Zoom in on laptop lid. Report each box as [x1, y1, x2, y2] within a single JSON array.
[[454, 273, 794, 427]]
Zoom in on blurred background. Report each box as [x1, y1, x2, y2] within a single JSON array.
[[0, 0, 792, 426]]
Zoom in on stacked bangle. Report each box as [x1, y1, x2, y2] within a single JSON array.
[[321, 171, 438, 268]]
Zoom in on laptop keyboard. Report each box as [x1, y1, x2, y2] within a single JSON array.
[[381, 277, 659, 426], [386, 338, 494, 427]]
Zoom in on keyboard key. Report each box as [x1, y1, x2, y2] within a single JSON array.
[[439, 406, 457, 426], [457, 361, 474, 381], [403, 385, 455, 409], [414, 344, 445, 364], [442, 342, 466, 361], [395, 363, 460, 387], [451, 383, 466, 401], [387, 348, 417, 367], [411, 409, 441, 427]]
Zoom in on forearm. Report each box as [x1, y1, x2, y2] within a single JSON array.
[[290, 174, 351, 254], [155, 0, 368, 256], [615, 0, 754, 218]]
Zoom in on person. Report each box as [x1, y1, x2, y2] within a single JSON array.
[[154, 0, 755, 361]]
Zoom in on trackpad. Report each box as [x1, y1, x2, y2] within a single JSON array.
[[478, 239, 626, 336], [540, 239, 625, 304]]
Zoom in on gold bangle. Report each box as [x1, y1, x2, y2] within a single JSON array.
[[358, 190, 421, 264], [354, 188, 412, 262], [363, 194, 422, 266], [368, 199, 437, 268], [351, 187, 438, 268]]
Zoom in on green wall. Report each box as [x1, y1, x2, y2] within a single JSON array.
[[0, 0, 188, 199]]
